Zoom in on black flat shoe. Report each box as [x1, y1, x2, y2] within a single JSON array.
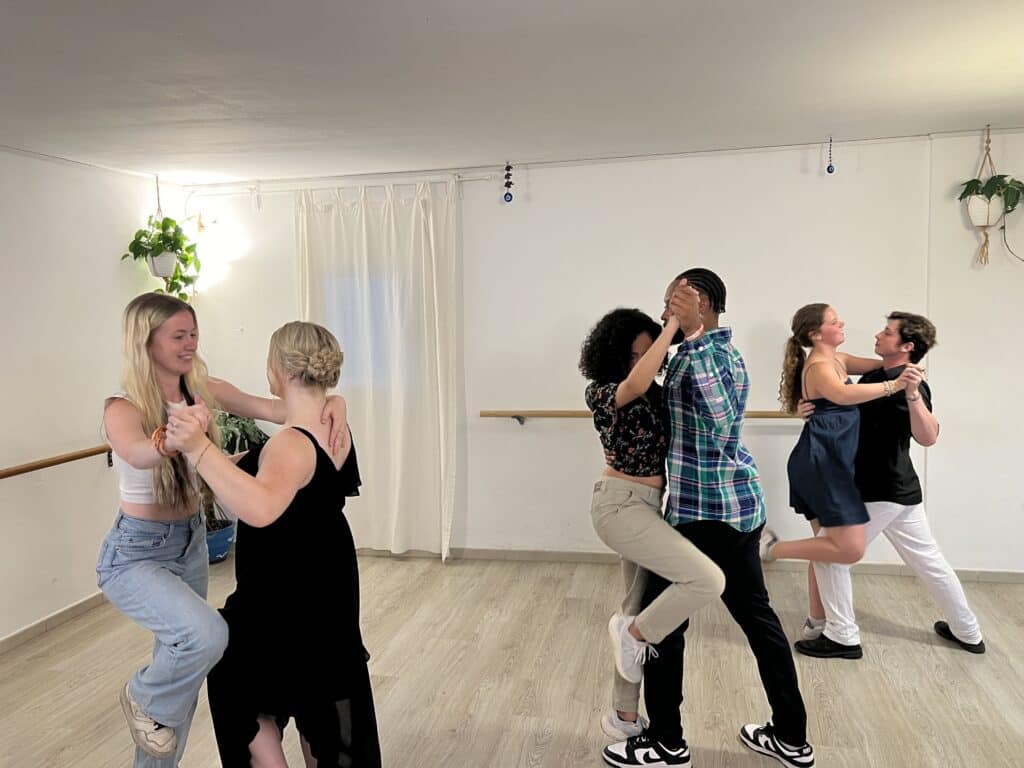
[[794, 634, 863, 659], [934, 621, 986, 654]]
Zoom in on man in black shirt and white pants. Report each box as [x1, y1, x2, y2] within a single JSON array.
[[794, 311, 985, 658]]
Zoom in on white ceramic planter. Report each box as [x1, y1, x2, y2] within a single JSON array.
[[966, 195, 1005, 228], [146, 251, 178, 278]]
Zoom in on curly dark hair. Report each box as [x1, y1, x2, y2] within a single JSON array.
[[579, 308, 665, 383]]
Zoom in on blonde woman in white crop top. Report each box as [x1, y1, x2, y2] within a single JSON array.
[[96, 293, 345, 767]]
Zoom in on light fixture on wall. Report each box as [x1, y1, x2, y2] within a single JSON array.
[[958, 125, 1024, 265]]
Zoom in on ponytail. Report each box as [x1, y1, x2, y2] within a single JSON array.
[[779, 336, 807, 413]]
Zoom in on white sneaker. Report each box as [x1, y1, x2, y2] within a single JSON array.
[[120, 683, 176, 759], [759, 528, 779, 562], [800, 617, 825, 641], [601, 710, 649, 740], [608, 614, 657, 684]]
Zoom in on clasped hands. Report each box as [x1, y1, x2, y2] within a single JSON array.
[[668, 279, 703, 337], [163, 400, 213, 456]]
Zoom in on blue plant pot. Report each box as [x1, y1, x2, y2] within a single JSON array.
[[207, 521, 236, 563]]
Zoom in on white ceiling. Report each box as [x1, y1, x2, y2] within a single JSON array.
[[3, 1, 1023, 183]]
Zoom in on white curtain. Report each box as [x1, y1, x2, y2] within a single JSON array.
[[296, 181, 458, 559]]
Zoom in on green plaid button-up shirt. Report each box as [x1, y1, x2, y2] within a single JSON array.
[[663, 327, 766, 532]]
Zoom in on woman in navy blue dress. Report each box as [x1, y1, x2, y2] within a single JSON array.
[[761, 303, 921, 568]]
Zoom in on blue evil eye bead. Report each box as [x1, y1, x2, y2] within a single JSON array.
[[827, 164, 835, 174], [503, 191, 513, 203]]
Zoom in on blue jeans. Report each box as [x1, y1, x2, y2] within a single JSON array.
[[97, 511, 229, 768]]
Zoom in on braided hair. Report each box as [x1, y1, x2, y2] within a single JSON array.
[[675, 267, 727, 313]]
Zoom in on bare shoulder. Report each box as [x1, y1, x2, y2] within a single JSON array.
[[103, 396, 141, 426]]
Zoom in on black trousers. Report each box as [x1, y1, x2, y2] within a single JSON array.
[[641, 520, 807, 747]]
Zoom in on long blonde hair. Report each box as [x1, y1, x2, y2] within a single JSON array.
[[778, 302, 829, 413], [121, 292, 219, 510]]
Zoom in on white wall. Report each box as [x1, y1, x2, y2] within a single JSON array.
[[925, 133, 1024, 570], [0, 151, 172, 640], [189, 192, 300, 400]]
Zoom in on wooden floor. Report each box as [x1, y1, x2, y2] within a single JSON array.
[[1, 556, 1022, 768]]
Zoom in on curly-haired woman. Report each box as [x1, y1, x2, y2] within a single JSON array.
[[580, 292, 724, 741]]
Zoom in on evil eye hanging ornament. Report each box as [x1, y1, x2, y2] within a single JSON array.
[[826, 136, 835, 175], [503, 163, 514, 203]]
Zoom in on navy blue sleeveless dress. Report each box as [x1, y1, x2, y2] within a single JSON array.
[[787, 388, 869, 527], [208, 426, 381, 767]]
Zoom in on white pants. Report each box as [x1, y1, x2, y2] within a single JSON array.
[[813, 501, 983, 646]]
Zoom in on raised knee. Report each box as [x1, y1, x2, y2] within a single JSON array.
[[193, 612, 229, 662], [837, 543, 866, 564], [704, 566, 727, 598]]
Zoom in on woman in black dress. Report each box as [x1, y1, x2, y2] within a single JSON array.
[[166, 320, 380, 768], [763, 303, 920, 567]]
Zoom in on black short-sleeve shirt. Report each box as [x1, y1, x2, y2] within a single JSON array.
[[854, 366, 933, 505]]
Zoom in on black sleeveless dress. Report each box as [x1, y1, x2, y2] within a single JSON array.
[[786, 386, 869, 528], [208, 427, 381, 767]]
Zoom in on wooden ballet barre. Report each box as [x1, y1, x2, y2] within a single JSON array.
[[480, 410, 799, 424], [0, 444, 113, 480]]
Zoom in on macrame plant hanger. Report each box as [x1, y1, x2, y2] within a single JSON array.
[[972, 126, 998, 265]]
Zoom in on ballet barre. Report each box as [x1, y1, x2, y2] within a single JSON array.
[[0, 444, 113, 480], [480, 409, 799, 425]]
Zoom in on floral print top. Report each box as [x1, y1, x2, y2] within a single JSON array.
[[585, 381, 669, 477]]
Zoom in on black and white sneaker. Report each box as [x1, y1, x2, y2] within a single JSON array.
[[738, 722, 814, 767], [602, 734, 690, 767]]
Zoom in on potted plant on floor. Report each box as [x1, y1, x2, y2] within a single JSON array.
[[203, 412, 270, 563], [121, 215, 201, 299]]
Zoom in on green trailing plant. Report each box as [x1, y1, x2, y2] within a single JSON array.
[[121, 215, 201, 300], [202, 412, 270, 530], [958, 174, 1024, 261], [958, 174, 1024, 214]]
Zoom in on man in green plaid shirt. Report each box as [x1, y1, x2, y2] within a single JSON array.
[[613, 268, 814, 768]]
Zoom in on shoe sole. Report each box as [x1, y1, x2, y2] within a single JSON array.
[[738, 731, 811, 768], [602, 748, 690, 768], [608, 617, 642, 684], [120, 685, 176, 760]]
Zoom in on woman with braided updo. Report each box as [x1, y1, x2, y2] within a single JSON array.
[[165, 320, 381, 768], [761, 303, 922, 572]]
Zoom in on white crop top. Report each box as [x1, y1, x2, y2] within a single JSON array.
[[104, 393, 193, 505]]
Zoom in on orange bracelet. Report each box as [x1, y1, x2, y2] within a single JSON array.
[[151, 426, 179, 458]]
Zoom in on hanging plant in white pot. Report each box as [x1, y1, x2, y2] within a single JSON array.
[[121, 214, 201, 299], [958, 126, 1024, 265]]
